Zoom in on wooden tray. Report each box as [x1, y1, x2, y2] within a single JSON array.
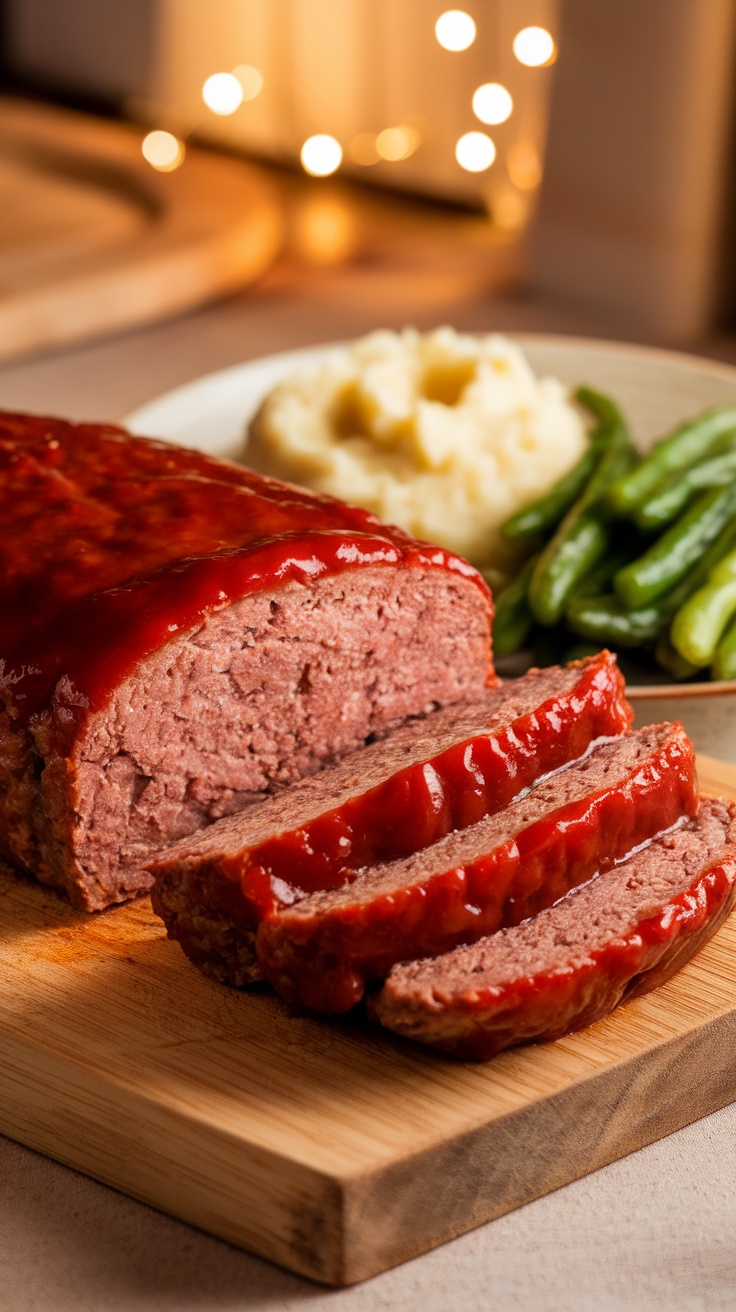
[[0, 98, 282, 362], [1, 753, 736, 1286]]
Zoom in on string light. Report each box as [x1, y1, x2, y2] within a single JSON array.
[[202, 72, 244, 115], [435, 10, 476, 52], [301, 134, 343, 177], [141, 131, 185, 172], [232, 64, 263, 101], [456, 131, 496, 172], [472, 83, 513, 126], [513, 27, 556, 67], [375, 125, 421, 162]]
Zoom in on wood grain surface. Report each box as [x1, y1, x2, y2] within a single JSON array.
[[1, 757, 736, 1286], [0, 98, 282, 362]]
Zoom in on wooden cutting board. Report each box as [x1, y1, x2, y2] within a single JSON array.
[[0, 98, 282, 362], [2, 753, 736, 1286]]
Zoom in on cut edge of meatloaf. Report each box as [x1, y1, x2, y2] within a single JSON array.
[[149, 651, 627, 871], [149, 651, 631, 986], [0, 563, 491, 912], [257, 721, 697, 1011], [370, 798, 736, 1059]]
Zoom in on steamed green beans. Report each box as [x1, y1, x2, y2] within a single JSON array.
[[528, 516, 610, 627], [613, 484, 736, 610], [528, 397, 636, 626], [565, 594, 662, 648], [634, 448, 736, 531], [493, 554, 538, 656], [499, 384, 617, 545], [670, 545, 736, 667], [492, 388, 736, 682], [607, 407, 736, 515], [713, 615, 736, 680], [500, 441, 603, 545], [574, 386, 625, 426]]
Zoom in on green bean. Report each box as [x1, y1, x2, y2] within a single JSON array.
[[528, 408, 636, 626], [574, 386, 625, 427], [493, 554, 538, 656], [613, 483, 736, 611], [569, 547, 636, 600], [635, 449, 736, 531], [713, 614, 736, 680], [566, 593, 663, 648], [654, 512, 736, 617], [500, 441, 602, 544], [529, 516, 610, 627], [565, 510, 736, 654], [670, 545, 736, 667], [655, 632, 702, 682], [500, 384, 624, 545], [607, 407, 736, 515]]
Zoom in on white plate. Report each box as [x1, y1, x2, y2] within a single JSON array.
[[125, 333, 736, 760]]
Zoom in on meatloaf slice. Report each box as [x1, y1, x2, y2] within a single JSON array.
[[0, 412, 494, 911], [257, 722, 698, 1012], [150, 651, 632, 984], [371, 798, 736, 1060]]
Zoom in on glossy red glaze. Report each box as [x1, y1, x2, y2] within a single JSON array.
[[257, 727, 698, 1012], [0, 412, 490, 740], [448, 853, 736, 1061], [185, 652, 633, 930]]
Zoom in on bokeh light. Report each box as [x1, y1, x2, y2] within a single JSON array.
[[507, 141, 543, 190], [435, 10, 476, 52], [301, 134, 343, 177], [349, 133, 380, 165], [472, 83, 513, 126], [455, 131, 496, 172], [513, 27, 556, 67], [294, 196, 356, 265], [492, 186, 528, 232], [232, 64, 263, 101], [141, 131, 185, 172], [202, 71, 244, 115], [375, 125, 421, 162]]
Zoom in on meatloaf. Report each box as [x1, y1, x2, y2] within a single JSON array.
[[0, 411, 494, 911], [257, 722, 698, 1011], [371, 798, 736, 1059], [149, 651, 632, 984]]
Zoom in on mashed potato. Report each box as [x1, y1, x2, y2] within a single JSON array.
[[247, 328, 589, 569]]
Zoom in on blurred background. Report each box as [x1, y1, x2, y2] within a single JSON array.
[[1, 0, 736, 414]]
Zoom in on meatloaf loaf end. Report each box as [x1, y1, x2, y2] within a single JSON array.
[[257, 721, 697, 1012], [0, 411, 493, 911], [149, 651, 632, 984], [371, 798, 736, 1059]]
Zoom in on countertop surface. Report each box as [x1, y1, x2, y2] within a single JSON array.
[[3, 211, 736, 1311]]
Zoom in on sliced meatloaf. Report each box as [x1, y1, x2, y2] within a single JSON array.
[[371, 798, 736, 1059], [0, 411, 494, 911], [257, 722, 698, 1011], [150, 651, 632, 984]]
